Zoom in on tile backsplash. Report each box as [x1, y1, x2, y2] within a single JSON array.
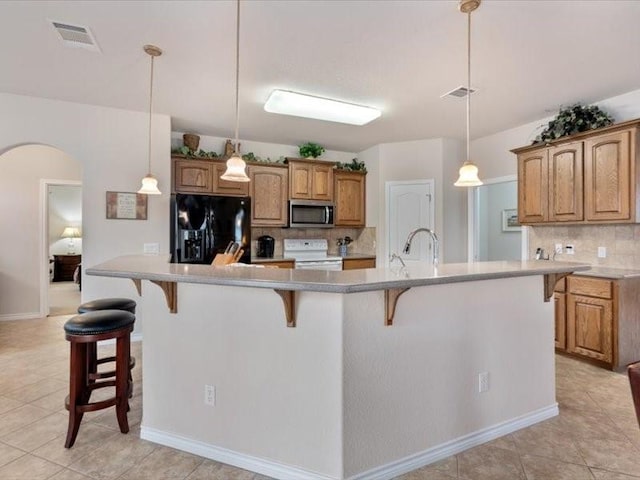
[[251, 227, 376, 257], [529, 225, 640, 268]]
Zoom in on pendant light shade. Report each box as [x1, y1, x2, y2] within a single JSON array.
[[138, 44, 162, 195], [221, 0, 250, 183], [454, 162, 482, 187], [454, 0, 483, 188], [138, 174, 161, 194]]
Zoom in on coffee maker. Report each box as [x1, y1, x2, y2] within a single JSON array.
[[257, 235, 275, 258]]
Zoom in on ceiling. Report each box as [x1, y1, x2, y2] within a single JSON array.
[[1, 1, 639, 153]]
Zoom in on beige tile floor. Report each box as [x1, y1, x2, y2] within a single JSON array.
[[2, 315, 640, 480]]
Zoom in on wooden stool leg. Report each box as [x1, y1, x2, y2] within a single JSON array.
[[65, 342, 87, 448], [115, 335, 130, 434]]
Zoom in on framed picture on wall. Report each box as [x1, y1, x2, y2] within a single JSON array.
[[106, 191, 147, 220], [502, 209, 520, 232]]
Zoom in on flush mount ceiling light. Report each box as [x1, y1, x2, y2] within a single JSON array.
[[454, 0, 483, 187], [138, 44, 162, 195], [221, 0, 250, 183], [264, 90, 381, 126]]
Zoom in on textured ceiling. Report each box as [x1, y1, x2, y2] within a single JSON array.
[[1, 0, 639, 152]]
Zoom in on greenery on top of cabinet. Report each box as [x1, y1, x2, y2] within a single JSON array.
[[336, 158, 367, 173], [533, 104, 614, 145]]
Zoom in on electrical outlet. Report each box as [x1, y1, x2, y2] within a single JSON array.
[[598, 246, 607, 258], [144, 243, 159, 254], [555, 243, 563, 254], [565, 244, 574, 255], [204, 385, 215, 406], [478, 372, 489, 393]]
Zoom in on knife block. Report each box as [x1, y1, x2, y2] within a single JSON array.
[[211, 249, 244, 266]]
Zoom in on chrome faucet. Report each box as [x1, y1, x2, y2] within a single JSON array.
[[403, 228, 439, 268]]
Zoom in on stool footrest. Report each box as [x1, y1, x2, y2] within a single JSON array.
[[90, 357, 135, 381]]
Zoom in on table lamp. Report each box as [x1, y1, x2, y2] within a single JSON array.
[[61, 227, 81, 254]]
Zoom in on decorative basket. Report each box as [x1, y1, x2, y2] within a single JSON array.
[[183, 133, 200, 151]]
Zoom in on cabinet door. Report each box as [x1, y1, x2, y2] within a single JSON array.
[[334, 171, 365, 227], [173, 159, 213, 194], [517, 149, 548, 223], [584, 130, 631, 221], [311, 164, 334, 201], [554, 292, 566, 350], [249, 165, 289, 226], [342, 258, 376, 270], [289, 162, 312, 199], [211, 162, 250, 197], [548, 142, 583, 222], [567, 293, 613, 364]]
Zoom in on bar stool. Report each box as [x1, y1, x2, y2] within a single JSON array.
[[77, 298, 137, 396], [64, 310, 135, 448]]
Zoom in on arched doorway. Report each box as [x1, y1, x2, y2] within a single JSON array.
[[0, 144, 82, 320]]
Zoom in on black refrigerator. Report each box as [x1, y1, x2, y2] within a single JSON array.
[[171, 194, 251, 264]]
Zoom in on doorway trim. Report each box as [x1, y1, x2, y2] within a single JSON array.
[[384, 179, 435, 266], [467, 175, 528, 262], [40, 178, 82, 317]]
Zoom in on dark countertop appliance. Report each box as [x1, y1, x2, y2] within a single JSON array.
[[257, 235, 275, 258], [171, 193, 251, 264]]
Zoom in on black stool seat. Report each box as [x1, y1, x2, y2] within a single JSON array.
[[64, 310, 135, 336], [78, 298, 136, 314]]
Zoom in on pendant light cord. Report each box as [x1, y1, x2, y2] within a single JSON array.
[[148, 53, 155, 175], [466, 10, 471, 164], [234, 0, 240, 154]]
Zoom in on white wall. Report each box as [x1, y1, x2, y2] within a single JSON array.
[[172, 132, 356, 164], [0, 92, 171, 321], [472, 88, 640, 179], [0, 146, 81, 318], [363, 138, 467, 264], [49, 184, 82, 256]]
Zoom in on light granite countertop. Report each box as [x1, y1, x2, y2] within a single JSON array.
[[572, 266, 640, 279], [86, 255, 589, 294]]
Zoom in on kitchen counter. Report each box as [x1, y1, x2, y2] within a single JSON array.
[[87, 255, 588, 294], [571, 266, 640, 279], [86, 256, 589, 480]]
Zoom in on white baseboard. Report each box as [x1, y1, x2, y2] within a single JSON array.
[[347, 403, 559, 480], [140, 426, 339, 480], [0, 312, 42, 321], [140, 403, 558, 480]]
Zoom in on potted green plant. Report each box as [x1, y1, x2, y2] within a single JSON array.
[[533, 104, 614, 145], [299, 142, 325, 158]]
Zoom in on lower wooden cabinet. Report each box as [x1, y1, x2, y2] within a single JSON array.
[[555, 274, 640, 370], [342, 257, 376, 270], [252, 259, 294, 269]]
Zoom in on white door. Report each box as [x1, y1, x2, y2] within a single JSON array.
[[386, 180, 434, 266]]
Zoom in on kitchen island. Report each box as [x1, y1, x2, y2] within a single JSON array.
[[87, 256, 588, 480]]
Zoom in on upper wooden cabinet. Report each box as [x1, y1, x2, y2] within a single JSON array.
[[512, 119, 640, 225], [172, 157, 248, 197], [584, 130, 632, 221], [173, 158, 214, 194], [287, 158, 335, 201], [334, 171, 366, 227], [248, 163, 289, 227], [211, 161, 249, 197]]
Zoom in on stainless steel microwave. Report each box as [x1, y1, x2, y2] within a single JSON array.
[[289, 200, 334, 228]]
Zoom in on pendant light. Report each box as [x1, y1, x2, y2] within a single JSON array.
[[138, 44, 162, 195], [221, 0, 250, 182], [454, 0, 483, 187]]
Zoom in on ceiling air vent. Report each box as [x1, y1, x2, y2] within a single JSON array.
[[50, 20, 101, 52], [441, 86, 476, 98]]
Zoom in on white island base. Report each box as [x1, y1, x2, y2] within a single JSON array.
[[135, 275, 556, 480]]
